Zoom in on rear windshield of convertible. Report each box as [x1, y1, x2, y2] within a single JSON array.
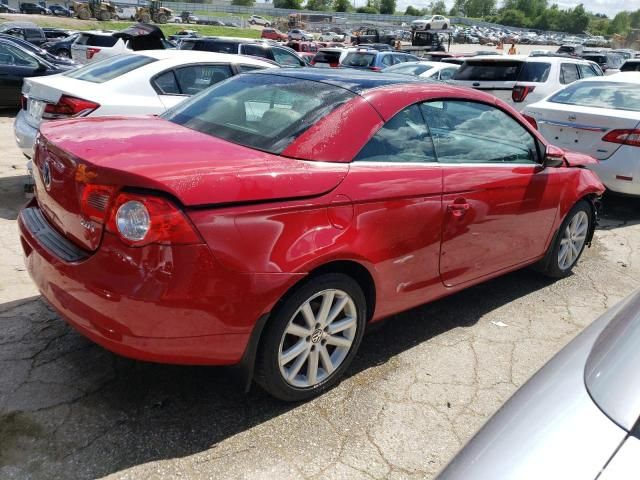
[[163, 74, 354, 154], [65, 54, 156, 83]]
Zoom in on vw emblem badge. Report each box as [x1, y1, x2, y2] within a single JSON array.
[[42, 161, 51, 190]]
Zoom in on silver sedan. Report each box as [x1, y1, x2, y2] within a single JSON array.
[[438, 289, 640, 479]]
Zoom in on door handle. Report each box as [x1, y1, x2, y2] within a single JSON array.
[[447, 202, 470, 217]]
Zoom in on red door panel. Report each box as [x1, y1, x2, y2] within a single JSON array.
[[440, 165, 564, 287]]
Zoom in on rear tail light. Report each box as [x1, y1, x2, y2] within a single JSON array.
[[522, 114, 538, 130], [330, 62, 339, 68], [20, 94, 27, 110], [106, 192, 203, 247], [310, 60, 316, 65], [602, 129, 640, 147], [512, 85, 535, 103], [80, 184, 116, 223], [86, 47, 101, 59], [369, 66, 382, 71], [43, 95, 99, 120]]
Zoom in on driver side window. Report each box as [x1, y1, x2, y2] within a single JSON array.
[[420, 100, 539, 164]]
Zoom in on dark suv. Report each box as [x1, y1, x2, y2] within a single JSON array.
[[581, 52, 624, 73], [20, 3, 50, 14], [180, 38, 304, 67], [341, 48, 419, 71]]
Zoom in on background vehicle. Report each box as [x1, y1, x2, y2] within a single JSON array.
[[341, 48, 418, 71], [0, 38, 72, 107], [19, 69, 603, 402], [411, 15, 449, 31], [523, 73, 640, 196], [453, 55, 603, 109], [621, 59, 640, 72], [557, 44, 584, 56], [74, 0, 116, 21], [286, 40, 318, 54], [0, 33, 76, 66], [354, 28, 396, 46], [48, 4, 72, 16], [71, 25, 165, 64], [288, 29, 313, 41], [180, 38, 304, 67], [383, 60, 459, 80], [14, 50, 275, 156], [318, 31, 343, 42], [20, 3, 51, 15], [135, 0, 172, 24], [115, 5, 136, 20], [0, 4, 18, 13], [248, 15, 270, 27], [261, 28, 287, 42], [42, 32, 79, 58], [0, 22, 47, 46], [179, 11, 198, 24], [582, 52, 624, 75], [439, 289, 640, 480]]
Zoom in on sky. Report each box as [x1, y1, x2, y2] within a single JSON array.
[[350, 0, 631, 18]]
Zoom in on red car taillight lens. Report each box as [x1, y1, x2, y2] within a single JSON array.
[[522, 114, 538, 130], [43, 95, 100, 119], [86, 47, 100, 59], [369, 66, 382, 72], [106, 192, 203, 247], [330, 62, 339, 68], [512, 86, 535, 103], [602, 129, 640, 147], [20, 94, 27, 110]]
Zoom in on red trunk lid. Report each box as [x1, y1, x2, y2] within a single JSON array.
[[34, 116, 349, 252]]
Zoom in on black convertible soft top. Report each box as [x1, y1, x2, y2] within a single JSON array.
[[113, 23, 165, 51]]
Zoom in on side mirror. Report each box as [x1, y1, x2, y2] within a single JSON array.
[[544, 145, 565, 168]]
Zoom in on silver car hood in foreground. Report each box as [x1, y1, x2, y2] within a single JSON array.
[[438, 294, 638, 480]]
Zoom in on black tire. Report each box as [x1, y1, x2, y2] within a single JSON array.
[[255, 273, 367, 402], [425, 24, 431, 30], [538, 200, 592, 278], [442, 23, 448, 29], [249, 20, 255, 25]]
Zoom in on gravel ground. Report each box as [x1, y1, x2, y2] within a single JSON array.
[[0, 109, 639, 480]]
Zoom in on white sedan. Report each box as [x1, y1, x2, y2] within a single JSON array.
[[411, 15, 450, 31], [523, 73, 640, 196], [382, 61, 459, 80], [15, 50, 276, 158]]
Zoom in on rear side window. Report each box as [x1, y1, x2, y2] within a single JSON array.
[[194, 40, 237, 54], [518, 62, 550, 82], [179, 39, 196, 50], [342, 52, 375, 67], [354, 105, 436, 163], [272, 47, 302, 66], [583, 55, 606, 65], [240, 44, 271, 59], [621, 61, 640, 72], [65, 54, 157, 83], [77, 34, 118, 48], [163, 73, 354, 154], [25, 28, 44, 39], [560, 63, 579, 84], [454, 61, 523, 81], [578, 63, 600, 78], [549, 81, 640, 112]]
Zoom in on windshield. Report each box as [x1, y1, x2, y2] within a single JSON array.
[[163, 73, 354, 154], [453, 60, 523, 81], [65, 54, 156, 83], [549, 81, 640, 112]]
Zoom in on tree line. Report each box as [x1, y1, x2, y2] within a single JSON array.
[[231, 0, 640, 36]]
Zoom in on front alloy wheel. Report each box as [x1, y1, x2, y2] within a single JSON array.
[[558, 210, 588, 271], [255, 273, 366, 401]]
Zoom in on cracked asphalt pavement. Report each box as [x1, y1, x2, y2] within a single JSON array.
[[1, 112, 639, 480]]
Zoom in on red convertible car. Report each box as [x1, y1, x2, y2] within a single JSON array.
[[19, 70, 604, 401]]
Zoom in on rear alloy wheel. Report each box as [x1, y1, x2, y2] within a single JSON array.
[[255, 273, 366, 401], [540, 200, 592, 278]]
